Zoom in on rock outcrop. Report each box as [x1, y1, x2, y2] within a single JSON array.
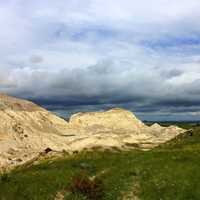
[[0, 94, 186, 170]]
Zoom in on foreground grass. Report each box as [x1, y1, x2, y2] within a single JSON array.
[[1, 124, 200, 200]]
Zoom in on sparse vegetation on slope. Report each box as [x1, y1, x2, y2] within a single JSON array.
[[0, 123, 200, 200]]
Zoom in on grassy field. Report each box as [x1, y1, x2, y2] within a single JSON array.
[[0, 123, 200, 200]]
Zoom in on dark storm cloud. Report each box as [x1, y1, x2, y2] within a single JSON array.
[[2, 57, 200, 120], [10, 62, 196, 118]]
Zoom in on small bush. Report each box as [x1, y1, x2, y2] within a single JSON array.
[[0, 172, 10, 182], [70, 171, 104, 199]]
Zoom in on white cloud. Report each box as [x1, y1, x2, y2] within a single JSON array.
[[0, 0, 200, 118]]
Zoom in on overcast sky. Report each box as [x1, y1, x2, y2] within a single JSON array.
[[1, 0, 200, 120]]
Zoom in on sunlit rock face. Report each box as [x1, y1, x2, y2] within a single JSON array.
[[0, 94, 186, 170], [68, 109, 185, 150], [69, 108, 146, 133], [0, 94, 71, 169]]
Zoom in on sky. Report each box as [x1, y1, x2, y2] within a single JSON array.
[[1, 0, 200, 121]]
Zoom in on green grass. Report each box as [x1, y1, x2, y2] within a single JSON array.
[[1, 124, 200, 200]]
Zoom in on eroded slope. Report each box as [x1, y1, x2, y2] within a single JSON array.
[[0, 94, 186, 169]]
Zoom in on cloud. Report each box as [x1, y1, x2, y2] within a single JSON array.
[[0, 0, 200, 120], [29, 55, 44, 64], [161, 69, 184, 79]]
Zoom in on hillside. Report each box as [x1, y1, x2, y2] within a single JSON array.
[[0, 123, 199, 200], [0, 94, 185, 170], [0, 94, 71, 169]]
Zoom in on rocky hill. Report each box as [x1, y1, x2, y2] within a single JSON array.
[[0, 94, 186, 170]]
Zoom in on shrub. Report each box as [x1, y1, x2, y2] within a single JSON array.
[[0, 172, 10, 182], [70, 171, 104, 199]]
